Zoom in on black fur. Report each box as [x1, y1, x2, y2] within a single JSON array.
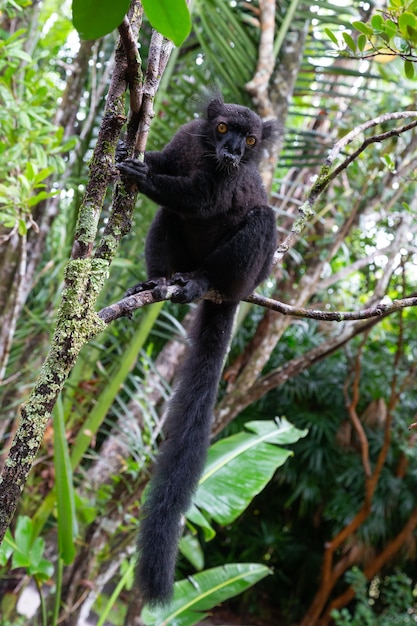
[[117, 96, 278, 605]]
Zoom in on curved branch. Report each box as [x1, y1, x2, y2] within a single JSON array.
[[246, 293, 417, 321], [97, 284, 417, 326], [327, 117, 417, 186], [326, 111, 417, 164]]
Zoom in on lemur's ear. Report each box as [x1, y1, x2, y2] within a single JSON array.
[[262, 118, 280, 142], [206, 97, 224, 119]]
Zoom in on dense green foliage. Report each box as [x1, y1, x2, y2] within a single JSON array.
[[332, 568, 416, 625], [326, 0, 417, 78], [0, 2, 72, 235]]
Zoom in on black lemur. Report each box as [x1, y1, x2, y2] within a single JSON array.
[[117, 95, 278, 606]]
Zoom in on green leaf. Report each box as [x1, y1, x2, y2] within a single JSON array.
[[142, 0, 191, 47], [398, 11, 417, 38], [27, 536, 45, 568], [72, 0, 131, 40], [17, 110, 31, 129], [371, 14, 384, 30], [18, 174, 30, 193], [324, 28, 339, 46], [17, 218, 27, 235], [11, 550, 29, 569], [27, 190, 57, 207], [179, 535, 205, 571], [0, 530, 14, 565], [25, 160, 35, 181], [8, 516, 54, 579], [56, 137, 78, 153], [351, 20, 373, 36], [381, 153, 395, 170], [404, 59, 415, 78], [142, 563, 271, 625], [383, 18, 398, 39], [186, 504, 216, 541], [54, 396, 78, 565], [193, 419, 308, 525], [0, 214, 17, 228], [357, 33, 367, 51], [33, 166, 54, 184], [12, 516, 32, 564], [75, 493, 97, 525], [32, 559, 54, 582], [342, 32, 356, 53], [9, 47, 32, 63]]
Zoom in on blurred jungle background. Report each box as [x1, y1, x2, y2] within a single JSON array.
[[2, 0, 417, 624]]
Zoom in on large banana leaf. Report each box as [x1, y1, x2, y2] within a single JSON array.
[[142, 562, 271, 626], [191, 418, 307, 526]]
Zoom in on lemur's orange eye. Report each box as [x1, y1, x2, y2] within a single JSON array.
[[217, 122, 228, 134], [246, 135, 256, 147]]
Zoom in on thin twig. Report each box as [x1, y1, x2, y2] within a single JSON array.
[[327, 118, 417, 185]]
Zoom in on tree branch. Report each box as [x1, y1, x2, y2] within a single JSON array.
[[246, 292, 417, 321], [326, 117, 417, 187], [97, 284, 417, 325], [326, 111, 417, 165]]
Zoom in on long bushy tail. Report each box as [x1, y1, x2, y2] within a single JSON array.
[[136, 300, 237, 606]]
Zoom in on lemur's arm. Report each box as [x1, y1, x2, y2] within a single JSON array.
[[117, 157, 215, 213]]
